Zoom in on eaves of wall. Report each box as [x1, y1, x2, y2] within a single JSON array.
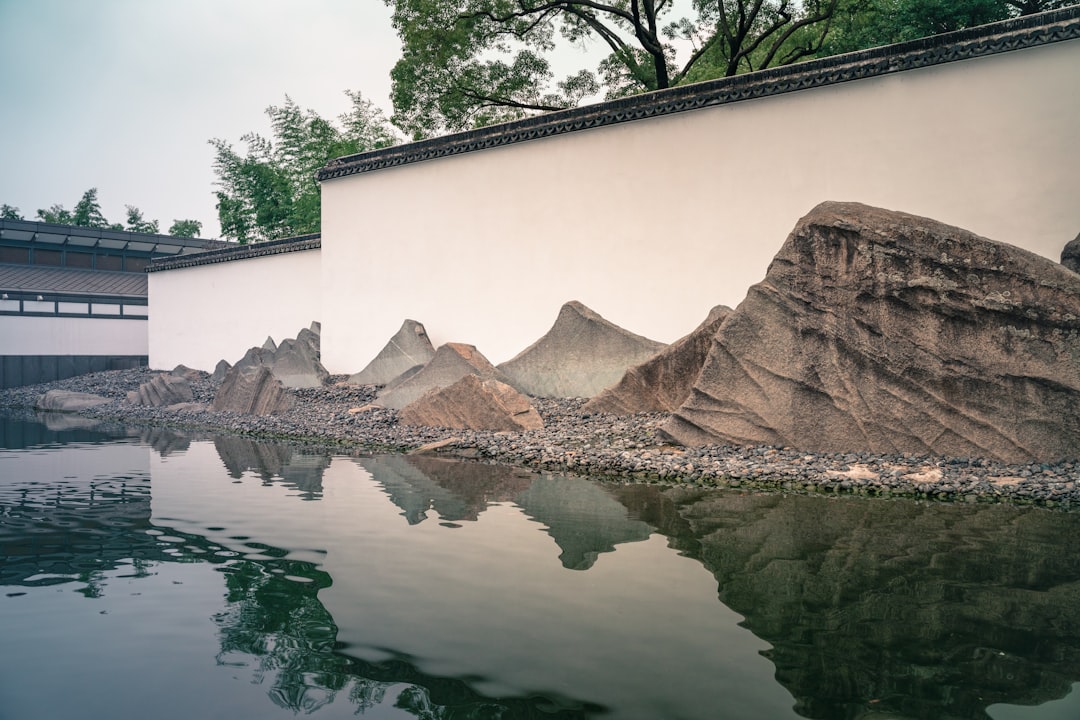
[[317, 6, 1080, 182]]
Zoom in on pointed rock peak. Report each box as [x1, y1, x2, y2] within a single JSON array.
[[309, 320, 321, 335], [439, 342, 497, 372], [497, 300, 666, 398], [348, 318, 437, 386], [261, 336, 277, 352], [583, 304, 732, 415], [1062, 232, 1080, 274], [662, 202, 1080, 463], [399, 374, 544, 432], [376, 341, 509, 410]]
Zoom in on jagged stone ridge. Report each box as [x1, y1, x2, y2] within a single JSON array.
[[497, 301, 666, 398], [377, 342, 511, 410], [662, 201, 1080, 463], [399, 374, 544, 431], [349, 319, 436, 386], [583, 304, 732, 414]]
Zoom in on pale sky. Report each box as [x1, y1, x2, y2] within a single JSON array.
[[0, 0, 403, 238]]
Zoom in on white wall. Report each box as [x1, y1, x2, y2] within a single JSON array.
[[148, 248, 321, 372], [320, 40, 1080, 373], [0, 315, 146, 355]]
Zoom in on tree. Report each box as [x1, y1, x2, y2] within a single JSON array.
[[817, 0, 1068, 57], [210, 90, 399, 243], [72, 188, 110, 228], [36, 204, 75, 224], [386, 0, 838, 137], [1, 204, 23, 220], [168, 219, 203, 238], [125, 205, 160, 234]]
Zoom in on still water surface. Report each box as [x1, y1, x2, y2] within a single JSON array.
[[1, 412, 1079, 720]]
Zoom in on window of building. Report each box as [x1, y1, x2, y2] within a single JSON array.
[[0, 246, 30, 264], [33, 249, 62, 266], [125, 257, 149, 272], [97, 254, 123, 271], [65, 251, 94, 269]]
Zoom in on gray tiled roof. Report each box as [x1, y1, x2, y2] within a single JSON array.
[[147, 234, 320, 273], [0, 264, 147, 297]]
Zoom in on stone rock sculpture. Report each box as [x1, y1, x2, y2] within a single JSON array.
[[377, 342, 511, 410], [583, 304, 732, 414], [212, 364, 294, 416], [662, 201, 1080, 463], [1062, 232, 1080, 274], [349, 319, 436, 386], [399, 374, 544, 431], [270, 337, 329, 389], [126, 373, 194, 407], [497, 301, 666, 398], [211, 359, 232, 384], [35, 390, 111, 412]]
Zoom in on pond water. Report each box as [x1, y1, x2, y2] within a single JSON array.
[[2, 412, 1080, 720]]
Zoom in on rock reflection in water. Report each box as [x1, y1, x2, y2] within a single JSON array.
[[213, 436, 330, 499], [612, 485, 1080, 720], [360, 455, 653, 569], [359, 454, 534, 524], [6, 414, 1080, 720]]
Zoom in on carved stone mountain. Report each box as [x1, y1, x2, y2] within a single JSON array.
[[349, 319, 436, 386], [583, 304, 732, 415], [399, 374, 544, 432], [662, 201, 1080, 463], [270, 336, 329, 389], [1062, 232, 1080, 274], [212, 364, 294, 416], [35, 390, 111, 412], [126, 373, 194, 407], [377, 342, 512, 410], [497, 301, 666, 398]]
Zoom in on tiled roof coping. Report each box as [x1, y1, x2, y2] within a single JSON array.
[[318, 6, 1080, 182], [0, 218, 225, 252], [146, 234, 321, 273]]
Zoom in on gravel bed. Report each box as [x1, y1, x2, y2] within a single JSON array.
[[3, 367, 1079, 508]]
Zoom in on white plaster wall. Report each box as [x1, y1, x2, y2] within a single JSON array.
[[320, 40, 1080, 373], [148, 248, 321, 371], [0, 316, 147, 355]]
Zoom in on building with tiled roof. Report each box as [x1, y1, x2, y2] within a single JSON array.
[[0, 219, 227, 388]]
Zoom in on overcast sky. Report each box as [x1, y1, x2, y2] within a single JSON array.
[[0, 0, 404, 238]]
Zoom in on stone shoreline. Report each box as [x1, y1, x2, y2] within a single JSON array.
[[2, 367, 1078, 508]]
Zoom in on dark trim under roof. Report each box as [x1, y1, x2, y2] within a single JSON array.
[[146, 234, 321, 273], [318, 7, 1080, 182], [0, 218, 226, 255]]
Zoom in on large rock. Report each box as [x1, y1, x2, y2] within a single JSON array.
[[348, 319, 436, 386], [35, 390, 111, 412], [211, 359, 232, 384], [1062, 232, 1080, 274], [399, 374, 544, 431], [661, 201, 1080, 463], [377, 342, 510, 410], [269, 337, 329, 388], [497, 301, 666, 398], [583, 305, 732, 415], [126, 373, 194, 407], [212, 364, 294, 416]]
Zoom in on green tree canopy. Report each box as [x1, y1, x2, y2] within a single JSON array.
[[816, 0, 1069, 59], [1, 204, 24, 220], [26, 188, 200, 237], [210, 91, 399, 243], [125, 205, 160, 234], [167, 219, 203, 238], [386, 0, 839, 137]]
